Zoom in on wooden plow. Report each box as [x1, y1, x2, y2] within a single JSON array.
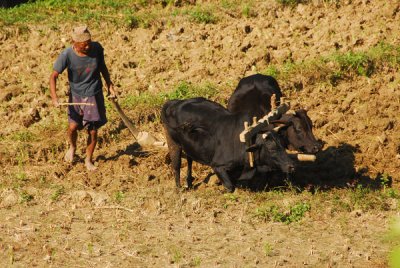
[[239, 95, 316, 167], [109, 98, 166, 147]]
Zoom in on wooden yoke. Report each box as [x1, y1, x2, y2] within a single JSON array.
[[240, 94, 290, 167]]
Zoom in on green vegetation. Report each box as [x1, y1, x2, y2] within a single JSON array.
[[389, 217, 400, 268], [0, 0, 224, 28], [276, 0, 340, 5], [51, 185, 65, 201], [187, 7, 217, 24], [276, 0, 309, 5], [241, 4, 251, 18], [20, 191, 34, 203], [261, 42, 400, 86], [190, 256, 202, 267], [120, 81, 218, 110], [254, 201, 311, 224], [11, 130, 36, 142], [114, 190, 125, 203], [263, 242, 274, 257], [169, 246, 183, 264]]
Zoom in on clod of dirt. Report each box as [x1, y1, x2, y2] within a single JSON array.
[[71, 190, 93, 204], [0, 85, 23, 102], [22, 108, 41, 127], [89, 191, 109, 206], [0, 190, 19, 208]]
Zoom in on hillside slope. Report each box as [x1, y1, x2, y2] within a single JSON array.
[[0, 0, 399, 267]]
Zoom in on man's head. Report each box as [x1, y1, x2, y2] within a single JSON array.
[[72, 25, 91, 54]]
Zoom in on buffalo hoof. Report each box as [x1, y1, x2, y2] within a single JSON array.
[[221, 186, 235, 193]]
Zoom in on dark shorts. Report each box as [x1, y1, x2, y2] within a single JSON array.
[[68, 91, 107, 130]]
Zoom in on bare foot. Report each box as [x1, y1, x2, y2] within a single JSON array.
[[64, 147, 75, 163], [85, 158, 98, 171]]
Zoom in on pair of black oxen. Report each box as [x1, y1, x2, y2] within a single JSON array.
[[161, 74, 323, 192]]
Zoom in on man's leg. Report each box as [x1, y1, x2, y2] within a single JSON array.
[[64, 122, 79, 162], [85, 128, 98, 171]]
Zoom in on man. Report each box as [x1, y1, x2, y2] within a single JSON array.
[[49, 25, 116, 171]]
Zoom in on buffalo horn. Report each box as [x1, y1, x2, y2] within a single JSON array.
[[297, 154, 316, 162]]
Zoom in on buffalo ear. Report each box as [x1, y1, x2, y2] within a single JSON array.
[[237, 168, 256, 181], [246, 144, 261, 152]]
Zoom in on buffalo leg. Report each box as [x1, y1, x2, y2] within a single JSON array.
[[163, 127, 182, 188], [186, 156, 194, 188], [213, 167, 234, 193]]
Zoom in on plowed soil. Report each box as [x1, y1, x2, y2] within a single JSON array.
[[1, 1, 400, 267]]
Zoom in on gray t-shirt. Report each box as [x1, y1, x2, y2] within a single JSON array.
[[53, 42, 105, 97]]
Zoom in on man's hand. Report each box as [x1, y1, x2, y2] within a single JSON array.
[[107, 84, 117, 100]]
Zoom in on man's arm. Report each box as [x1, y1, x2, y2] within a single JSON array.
[[100, 64, 116, 98], [49, 70, 60, 107]]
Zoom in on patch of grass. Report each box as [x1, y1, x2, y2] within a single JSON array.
[[125, 14, 140, 29], [276, 0, 309, 6], [114, 191, 125, 203], [190, 256, 201, 267], [11, 131, 36, 142], [124, 10, 157, 29], [87, 242, 94, 255], [187, 7, 217, 24], [263, 242, 274, 257], [350, 184, 371, 210], [20, 191, 34, 203], [379, 172, 392, 192], [329, 51, 374, 77], [120, 81, 218, 110], [169, 246, 183, 264], [386, 189, 399, 199], [220, 0, 236, 9], [263, 65, 279, 78], [254, 201, 311, 224], [0, 0, 218, 29], [240, 2, 257, 18], [165, 81, 218, 100], [223, 193, 239, 208], [0, 0, 159, 28], [15, 171, 27, 184], [332, 194, 351, 213], [120, 92, 164, 110], [241, 4, 251, 18], [51, 185, 65, 201], [389, 217, 400, 268], [261, 42, 400, 88], [349, 184, 399, 211], [224, 193, 239, 202]]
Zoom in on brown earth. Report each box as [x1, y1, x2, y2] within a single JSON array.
[[1, 0, 400, 267]]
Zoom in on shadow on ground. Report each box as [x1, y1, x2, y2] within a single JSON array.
[[240, 143, 389, 192]]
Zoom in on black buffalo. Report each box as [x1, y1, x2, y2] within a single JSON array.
[[161, 97, 295, 192], [227, 74, 323, 154]]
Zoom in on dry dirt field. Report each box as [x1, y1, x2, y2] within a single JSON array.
[[1, 0, 400, 267]]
